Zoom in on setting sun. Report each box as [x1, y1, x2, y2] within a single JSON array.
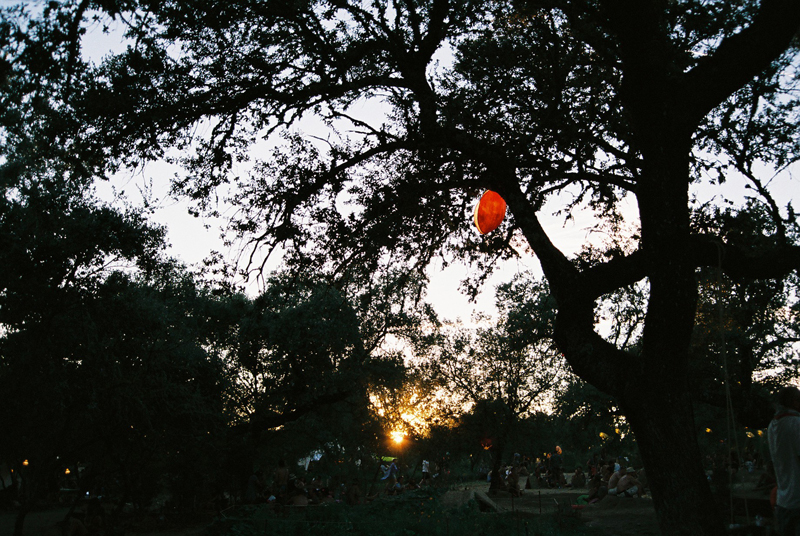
[[390, 430, 405, 444]]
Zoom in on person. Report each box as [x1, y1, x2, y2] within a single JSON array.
[[768, 385, 800, 536], [616, 467, 643, 498], [579, 473, 606, 504], [382, 458, 399, 481], [570, 466, 586, 488], [607, 466, 627, 495], [245, 470, 263, 504], [519, 462, 531, 490], [519, 461, 530, 477], [550, 446, 564, 488], [587, 454, 598, 477], [422, 459, 430, 482], [600, 462, 614, 484], [288, 477, 309, 506], [391, 475, 405, 495], [308, 476, 332, 504], [506, 466, 521, 496], [274, 460, 289, 498]]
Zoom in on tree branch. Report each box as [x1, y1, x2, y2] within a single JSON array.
[[681, 0, 800, 125], [688, 234, 800, 280]]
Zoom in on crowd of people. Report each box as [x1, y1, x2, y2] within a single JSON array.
[[486, 447, 647, 503], [575, 456, 647, 504], [244, 459, 343, 507], [239, 379, 800, 531], [243, 456, 443, 508]]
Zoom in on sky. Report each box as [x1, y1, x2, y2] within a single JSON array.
[[99, 163, 796, 324], [95, 163, 599, 321]]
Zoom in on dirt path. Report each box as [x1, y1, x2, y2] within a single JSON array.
[[441, 482, 662, 536]]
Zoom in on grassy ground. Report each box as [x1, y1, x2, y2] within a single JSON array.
[[198, 482, 609, 536], [4, 475, 774, 536]]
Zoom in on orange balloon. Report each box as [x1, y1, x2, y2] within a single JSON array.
[[473, 190, 506, 234]]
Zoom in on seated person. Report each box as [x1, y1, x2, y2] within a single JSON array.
[[519, 462, 530, 477], [607, 466, 628, 495], [616, 467, 643, 498], [586, 474, 607, 503], [636, 467, 648, 491], [570, 467, 586, 488], [287, 478, 309, 506], [601, 463, 614, 482], [392, 476, 405, 495]]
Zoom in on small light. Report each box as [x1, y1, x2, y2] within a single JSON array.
[[65, 468, 71, 475], [22, 460, 29, 466], [706, 428, 712, 433]]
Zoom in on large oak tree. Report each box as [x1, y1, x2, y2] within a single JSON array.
[[6, 1, 800, 534]]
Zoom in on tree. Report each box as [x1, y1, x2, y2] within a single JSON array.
[[689, 202, 800, 425], [422, 275, 568, 486], [0, 179, 233, 531], [0, 141, 173, 535], [0, 10, 231, 529], [70, 267, 233, 514], [9, 1, 800, 534], [217, 268, 438, 490]]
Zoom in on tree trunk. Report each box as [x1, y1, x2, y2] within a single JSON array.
[[489, 440, 507, 491], [621, 386, 725, 536], [13, 505, 29, 536], [13, 471, 33, 536]]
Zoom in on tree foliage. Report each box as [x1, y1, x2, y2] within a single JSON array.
[[420, 274, 569, 479], [5, 1, 800, 534]]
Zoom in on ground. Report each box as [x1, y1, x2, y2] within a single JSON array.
[[444, 482, 662, 536], [0, 474, 773, 535], [0, 487, 661, 536], [0, 507, 210, 536], [443, 475, 775, 536]]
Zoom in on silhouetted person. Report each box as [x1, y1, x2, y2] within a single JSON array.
[[245, 470, 263, 504], [769, 385, 800, 536]]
